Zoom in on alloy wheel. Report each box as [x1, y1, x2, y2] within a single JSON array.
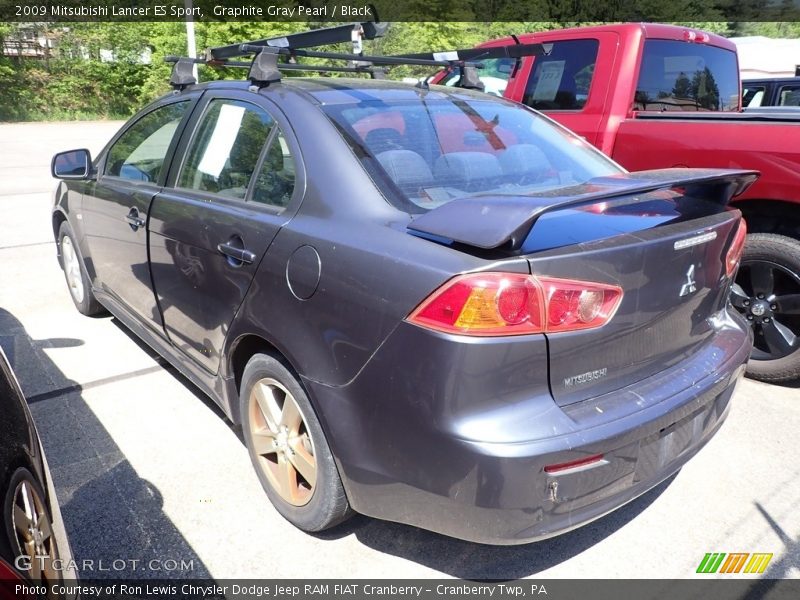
[[10, 479, 59, 584], [731, 259, 800, 361], [61, 236, 85, 304], [248, 378, 317, 506]]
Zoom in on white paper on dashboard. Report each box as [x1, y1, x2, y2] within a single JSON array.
[[197, 104, 245, 178]]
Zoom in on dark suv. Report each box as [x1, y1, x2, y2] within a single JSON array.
[[51, 69, 752, 544]]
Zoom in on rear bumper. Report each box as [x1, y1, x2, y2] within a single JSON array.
[[306, 310, 751, 545]]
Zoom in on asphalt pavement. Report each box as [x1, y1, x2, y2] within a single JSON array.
[[0, 121, 798, 581]]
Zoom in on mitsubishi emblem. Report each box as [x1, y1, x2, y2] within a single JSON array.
[[679, 264, 697, 297]]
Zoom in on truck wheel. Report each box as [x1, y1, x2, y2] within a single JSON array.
[[58, 222, 105, 317], [730, 233, 800, 383], [240, 354, 352, 532]]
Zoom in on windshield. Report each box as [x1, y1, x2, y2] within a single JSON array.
[[323, 97, 622, 213]]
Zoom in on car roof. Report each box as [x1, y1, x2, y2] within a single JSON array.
[[173, 77, 513, 106]]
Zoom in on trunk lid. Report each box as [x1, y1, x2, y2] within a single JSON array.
[[529, 211, 739, 405], [408, 168, 755, 406]]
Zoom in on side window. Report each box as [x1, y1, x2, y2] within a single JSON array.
[[743, 85, 766, 107], [178, 99, 274, 200], [251, 128, 296, 208], [106, 102, 189, 182], [522, 40, 599, 111], [778, 85, 800, 106]]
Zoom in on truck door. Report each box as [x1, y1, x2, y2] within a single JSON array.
[[148, 92, 300, 374], [513, 33, 618, 146]]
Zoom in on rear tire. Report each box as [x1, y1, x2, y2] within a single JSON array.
[[733, 233, 800, 384], [240, 353, 352, 532], [4, 468, 61, 586], [58, 221, 105, 317]]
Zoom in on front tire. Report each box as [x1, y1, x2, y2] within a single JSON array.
[[58, 221, 105, 317], [240, 354, 352, 532], [731, 233, 800, 383]]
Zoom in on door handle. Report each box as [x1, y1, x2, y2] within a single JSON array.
[[217, 242, 256, 265], [125, 208, 146, 231]]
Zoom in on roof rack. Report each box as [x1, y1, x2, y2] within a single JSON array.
[[165, 22, 546, 91], [207, 21, 390, 62]]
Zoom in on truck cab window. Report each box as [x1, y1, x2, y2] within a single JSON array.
[[522, 39, 599, 111]]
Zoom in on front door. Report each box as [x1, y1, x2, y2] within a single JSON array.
[[82, 99, 195, 331], [148, 93, 300, 373]]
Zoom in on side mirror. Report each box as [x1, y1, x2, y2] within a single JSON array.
[[52, 149, 93, 180]]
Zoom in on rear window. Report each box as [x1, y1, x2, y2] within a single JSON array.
[[635, 40, 739, 111], [323, 97, 621, 213], [438, 58, 515, 97]]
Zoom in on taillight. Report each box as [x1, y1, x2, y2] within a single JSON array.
[[684, 30, 710, 43], [725, 219, 747, 278], [408, 273, 623, 336]]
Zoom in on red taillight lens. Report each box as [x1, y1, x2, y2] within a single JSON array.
[[408, 273, 623, 336], [411, 273, 544, 336], [725, 219, 747, 278], [541, 278, 623, 333]]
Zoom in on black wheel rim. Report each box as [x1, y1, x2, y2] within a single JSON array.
[[731, 259, 800, 361]]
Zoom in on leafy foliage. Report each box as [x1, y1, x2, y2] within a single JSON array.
[[0, 20, 797, 121]]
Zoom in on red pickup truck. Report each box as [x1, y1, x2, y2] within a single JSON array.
[[439, 23, 800, 383]]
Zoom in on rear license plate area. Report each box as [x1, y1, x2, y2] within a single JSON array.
[[633, 410, 703, 482]]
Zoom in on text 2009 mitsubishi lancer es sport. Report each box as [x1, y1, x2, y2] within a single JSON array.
[[50, 74, 753, 544]]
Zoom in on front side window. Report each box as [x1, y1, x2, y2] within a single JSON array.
[[106, 102, 189, 182], [635, 40, 739, 111], [325, 96, 621, 213], [522, 40, 599, 111], [178, 99, 274, 200]]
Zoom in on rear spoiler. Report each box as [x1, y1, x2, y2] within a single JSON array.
[[407, 168, 758, 250]]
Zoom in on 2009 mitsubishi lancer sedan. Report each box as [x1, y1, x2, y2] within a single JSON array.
[[50, 77, 753, 544]]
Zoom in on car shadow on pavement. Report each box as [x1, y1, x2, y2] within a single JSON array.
[[316, 464, 676, 580], [0, 307, 212, 580]]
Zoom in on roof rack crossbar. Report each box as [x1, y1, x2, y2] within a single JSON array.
[[207, 21, 389, 62], [169, 24, 547, 90], [164, 54, 387, 86], [222, 60, 384, 75], [395, 43, 547, 63], [240, 45, 485, 69]]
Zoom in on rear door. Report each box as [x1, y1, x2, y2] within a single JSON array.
[[149, 91, 301, 373], [82, 98, 196, 331]]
